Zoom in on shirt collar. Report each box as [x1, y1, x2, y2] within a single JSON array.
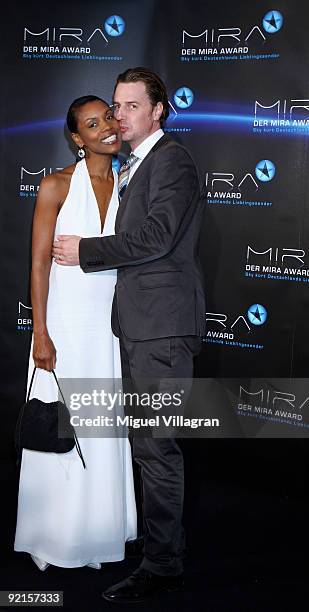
[[132, 129, 164, 160]]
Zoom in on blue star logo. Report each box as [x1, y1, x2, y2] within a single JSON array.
[[104, 15, 126, 37], [255, 160, 276, 182], [262, 11, 283, 33], [174, 87, 194, 109], [247, 304, 268, 326]]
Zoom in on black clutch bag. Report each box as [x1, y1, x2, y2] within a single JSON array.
[[15, 368, 86, 468]]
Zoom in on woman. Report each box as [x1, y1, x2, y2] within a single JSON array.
[[14, 96, 137, 570]]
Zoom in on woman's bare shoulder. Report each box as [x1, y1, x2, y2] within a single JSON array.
[[39, 164, 77, 198], [41, 164, 76, 187]]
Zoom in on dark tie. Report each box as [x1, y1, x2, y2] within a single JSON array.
[[118, 153, 139, 198]]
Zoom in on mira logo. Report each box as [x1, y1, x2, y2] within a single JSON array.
[[245, 245, 309, 283], [17, 301, 32, 331], [247, 245, 306, 267], [22, 16, 126, 60], [237, 382, 307, 425], [253, 98, 309, 133], [181, 11, 283, 61], [20, 166, 63, 197], [205, 160, 276, 207], [205, 304, 267, 350]]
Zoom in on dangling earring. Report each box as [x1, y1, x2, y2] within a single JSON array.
[[78, 147, 85, 159]]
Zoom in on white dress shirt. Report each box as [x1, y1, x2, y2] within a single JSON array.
[[127, 128, 164, 184]]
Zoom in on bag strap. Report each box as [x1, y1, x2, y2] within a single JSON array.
[[26, 367, 37, 402], [15, 370, 38, 465], [25, 368, 86, 470], [51, 369, 67, 404]]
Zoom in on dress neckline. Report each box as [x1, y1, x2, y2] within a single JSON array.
[[82, 159, 117, 235]]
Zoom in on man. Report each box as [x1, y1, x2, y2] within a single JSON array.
[[53, 67, 205, 602]]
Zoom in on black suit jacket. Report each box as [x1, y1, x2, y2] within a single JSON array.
[[79, 134, 205, 341]]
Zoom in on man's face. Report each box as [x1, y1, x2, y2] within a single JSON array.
[[113, 81, 163, 150]]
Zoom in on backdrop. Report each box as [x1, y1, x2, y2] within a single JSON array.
[[1, 0, 309, 451]]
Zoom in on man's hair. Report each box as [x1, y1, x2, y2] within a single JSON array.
[[66, 95, 108, 132], [115, 67, 169, 127]]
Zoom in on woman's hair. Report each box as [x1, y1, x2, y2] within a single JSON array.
[[115, 67, 169, 126], [66, 95, 109, 132]]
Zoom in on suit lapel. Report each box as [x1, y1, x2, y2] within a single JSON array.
[[115, 134, 171, 232]]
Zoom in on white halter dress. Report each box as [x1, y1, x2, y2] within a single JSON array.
[[14, 158, 137, 567]]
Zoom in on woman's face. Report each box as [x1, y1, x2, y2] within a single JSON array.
[[72, 100, 121, 156]]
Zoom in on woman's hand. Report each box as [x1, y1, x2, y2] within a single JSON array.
[[33, 332, 56, 371]]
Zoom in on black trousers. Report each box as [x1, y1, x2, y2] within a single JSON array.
[[119, 334, 201, 576]]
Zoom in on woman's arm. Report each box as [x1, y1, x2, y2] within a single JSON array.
[[31, 174, 63, 371]]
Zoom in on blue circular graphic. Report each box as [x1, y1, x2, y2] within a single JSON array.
[[173, 87, 194, 109], [262, 11, 283, 33], [247, 304, 268, 326], [104, 15, 126, 37], [255, 160, 276, 182]]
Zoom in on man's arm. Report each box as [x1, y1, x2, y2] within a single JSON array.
[[79, 145, 199, 272]]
